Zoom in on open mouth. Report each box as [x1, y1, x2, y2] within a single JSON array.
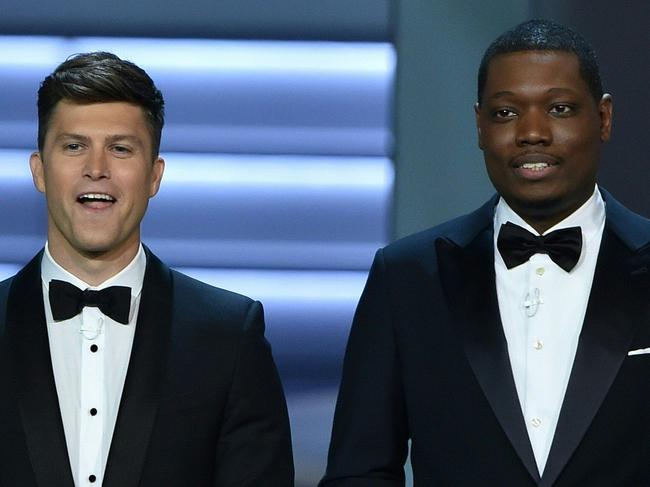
[[77, 193, 116, 207], [519, 162, 551, 172], [512, 154, 560, 179]]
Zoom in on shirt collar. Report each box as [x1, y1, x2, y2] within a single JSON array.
[[494, 185, 605, 240], [41, 243, 146, 300]]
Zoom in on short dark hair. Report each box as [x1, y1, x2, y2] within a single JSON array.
[[477, 19, 603, 105], [37, 51, 165, 156]]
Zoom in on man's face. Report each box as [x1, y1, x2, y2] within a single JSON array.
[[30, 100, 164, 262], [475, 50, 612, 230]]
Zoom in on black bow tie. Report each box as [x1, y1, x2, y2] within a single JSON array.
[[497, 222, 582, 272], [49, 279, 132, 324]]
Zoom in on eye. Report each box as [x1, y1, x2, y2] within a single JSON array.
[[111, 145, 133, 156], [492, 108, 517, 120], [64, 143, 83, 151], [549, 104, 574, 116]]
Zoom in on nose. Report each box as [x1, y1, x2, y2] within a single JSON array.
[[84, 149, 110, 180], [515, 109, 552, 146]]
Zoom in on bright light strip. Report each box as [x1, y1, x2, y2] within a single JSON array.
[[0, 149, 394, 189], [178, 268, 366, 302], [0, 35, 395, 74], [0, 150, 32, 180], [162, 153, 393, 188]]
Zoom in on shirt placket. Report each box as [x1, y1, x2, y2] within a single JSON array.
[[523, 254, 550, 466], [79, 306, 105, 486]]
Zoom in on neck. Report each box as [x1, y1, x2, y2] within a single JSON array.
[[507, 191, 596, 235], [522, 216, 564, 235], [47, 241, 140, 286]]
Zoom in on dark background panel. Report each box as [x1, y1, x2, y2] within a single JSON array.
[[0, 0, 392, 41], [393, 0, 530, 238], [532, 0, 650, 218]]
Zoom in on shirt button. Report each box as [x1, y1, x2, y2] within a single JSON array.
[[90, 344, 98, 353], [533, 340, 544, 350], [90, 408, 98, 416], [531, 417, 542, 428], [536, 267, 545, 276], [89, 475, 96, 483]]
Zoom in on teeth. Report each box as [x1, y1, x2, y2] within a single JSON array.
[[521, 162, 549, 171], [79, 193, 115, 202]]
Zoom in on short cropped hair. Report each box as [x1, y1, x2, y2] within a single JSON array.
[[477, 19, 603, 105], [37, 51, 165, 157]]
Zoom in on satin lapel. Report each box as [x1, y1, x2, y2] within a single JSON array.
[[540, 228, 650, 486], [437, 229, 540, 483], [103, 250, 173, 487], [7, 252, 75, 486]]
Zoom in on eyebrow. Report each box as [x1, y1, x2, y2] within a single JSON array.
[[546, 87, 580, 96], [104, 134, 145, 147], [55, 133, 145, 147], [486, 87, 580, 101], [55, 133, 91, 144], [488, 91, 515, 101]]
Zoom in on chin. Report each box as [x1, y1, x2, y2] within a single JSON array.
[[72, 235, 124, 255], [76, 244, 118, 258], [510, 193, 574, 219]]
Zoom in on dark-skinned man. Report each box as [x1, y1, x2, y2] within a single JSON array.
[[321, 19, 650, 486]]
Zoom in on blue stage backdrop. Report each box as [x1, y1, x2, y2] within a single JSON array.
[[0, 35, 395, 485]]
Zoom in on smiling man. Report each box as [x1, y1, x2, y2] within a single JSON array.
[[321, 19, 650, 486], [0, 52, 293, 486]]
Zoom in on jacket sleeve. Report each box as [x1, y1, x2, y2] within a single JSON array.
[[320, 249, 409, 486], [212, 300, 295, 486]]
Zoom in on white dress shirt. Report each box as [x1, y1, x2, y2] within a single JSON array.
[[41, 244, 146, 486], [493, 187, 605, 475]]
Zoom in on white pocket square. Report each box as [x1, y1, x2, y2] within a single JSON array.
[[628, 348, 650, 356]]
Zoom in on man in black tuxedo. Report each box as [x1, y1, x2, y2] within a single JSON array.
[[0, 52, 293, 486], [321, 19, 650, 486]]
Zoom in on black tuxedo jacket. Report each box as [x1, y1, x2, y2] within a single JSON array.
[[321, 190, 650, 486], [0, 248, 294, 486]]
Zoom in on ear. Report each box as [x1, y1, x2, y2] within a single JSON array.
[[474, 102, 484, 150], [148, 156, 165, 198], [29, 152, 46, 193], [598, 93, 613, 142]]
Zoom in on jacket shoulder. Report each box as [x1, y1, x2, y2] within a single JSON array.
[[382, 197, 496, 265], [0, 276, 12, 329], [169, 269, 259, 333], [602, 189, 650, 250], [171, 269, 254, 306], [0, 275, 12, 297]]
